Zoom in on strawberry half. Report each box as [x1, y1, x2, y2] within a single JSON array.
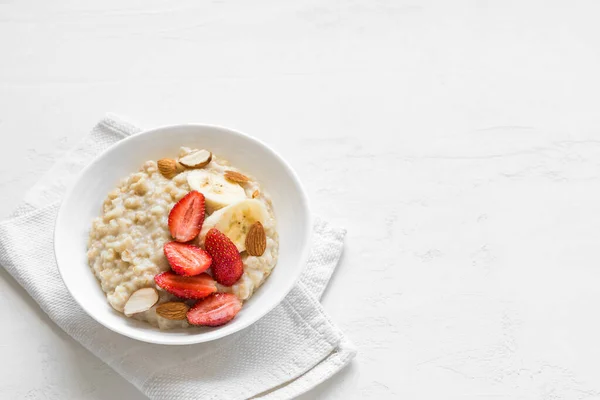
[[164, 241, 212, 276], [187, 293, 242, 326], [154, 271, 216, 299], [204, 228, 244, 286], [168, 190, 205, 242]]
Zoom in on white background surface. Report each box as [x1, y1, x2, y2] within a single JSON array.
[[2, 0, 600, 399]]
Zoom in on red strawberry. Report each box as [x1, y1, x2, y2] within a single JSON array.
[[164, 241, 212, 276], [168, 191, 205, 242], [154, 271, 216, 299], [204, 228, 244, 286], [187, 293, 242, 326]]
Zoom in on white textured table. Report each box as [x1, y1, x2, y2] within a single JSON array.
[[2, 1, 600, 399]]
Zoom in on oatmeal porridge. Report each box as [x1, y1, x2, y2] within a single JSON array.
[[86, 147, 278, 329]]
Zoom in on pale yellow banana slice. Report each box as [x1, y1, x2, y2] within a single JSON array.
[[187, 169, 246, 212], [199, 199, 269, 252]]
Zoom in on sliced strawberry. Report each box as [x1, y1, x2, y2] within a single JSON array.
[[204, 228, 244, 286], [187, 293, 242, 326], [154, 271, 216, 299], [164, 241, 212, 276], [168, 191, 205, 242]]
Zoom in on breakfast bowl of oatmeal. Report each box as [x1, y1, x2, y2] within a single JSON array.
[[54, 125, 311, 345]]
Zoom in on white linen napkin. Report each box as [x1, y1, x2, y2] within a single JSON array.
[[0, 115, 356, 400]]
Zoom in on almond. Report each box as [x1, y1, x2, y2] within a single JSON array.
[[124, 288, 159, 316], [156, 301, 190, 320], [158, 158, 185, 179], [252, 189, 260, 198], [245, 221, 266, 256], [179, 149, 212, 168], [224, 170, 250, 183]]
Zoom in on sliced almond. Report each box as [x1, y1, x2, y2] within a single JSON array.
[[156, 302, 190, 320], [124, 288, 159, 316], [224, 170, 250, 183], [245, 221, 267, 256], [158, 158, 185, 179], [252, 189, 260, 199], [179, 149, 212, 168]]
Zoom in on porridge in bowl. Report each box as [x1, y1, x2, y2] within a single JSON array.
[[86, 147, 278, 329]]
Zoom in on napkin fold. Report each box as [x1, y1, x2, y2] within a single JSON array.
[[0, 115, 356, 400]]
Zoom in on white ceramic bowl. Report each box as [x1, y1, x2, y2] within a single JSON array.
[[54, 124, 311, 345]]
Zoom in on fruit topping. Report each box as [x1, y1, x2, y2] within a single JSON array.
[[204, 228, 244, 286], [187, 293, 242, 326], [154, 271, 217, 299], [164, 241, 212, 276], [168, 191, 205, 242]]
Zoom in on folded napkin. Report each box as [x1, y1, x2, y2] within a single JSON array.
[[0, 115, 356, 400]]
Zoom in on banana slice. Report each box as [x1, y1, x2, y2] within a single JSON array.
[[187, 169, 247, 212], [199, 199, 269, 252]]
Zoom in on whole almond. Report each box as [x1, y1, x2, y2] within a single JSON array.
[[245, 221, 266, 256], [224, 170, 250, 183], [158, 158, 185, 179], [156, 302, 190, 320]]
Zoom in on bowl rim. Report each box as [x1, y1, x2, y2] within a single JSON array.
[[54, 123, 312, 345]]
